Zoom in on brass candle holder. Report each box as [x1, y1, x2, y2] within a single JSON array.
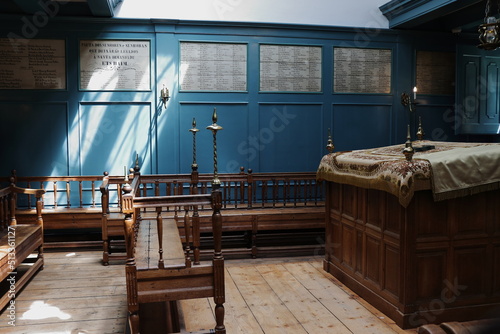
[[401, 89, 425, 141], [206, 108, 223, 189], [416, 116, 425, 141], [326, 128, 335, 153], [189, 118, 199, 172], [401, 91, 417, 113], [403, 124, 414, 161]]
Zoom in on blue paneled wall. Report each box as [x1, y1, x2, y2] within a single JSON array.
[[0, 17, 458, 177]]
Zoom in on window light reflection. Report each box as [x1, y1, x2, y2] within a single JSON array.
[[21, 301, 71, 320]]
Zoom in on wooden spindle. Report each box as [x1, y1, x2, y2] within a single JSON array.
[[53, 181, 57, 209], [79, 181, 83, 208], [66, 181, 70, 208], [157, 207, 164, 269]]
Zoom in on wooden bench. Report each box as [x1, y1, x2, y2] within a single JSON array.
[[132, 168, 325, 258], [5, 166, 325, 262], [0, 179, 45, 311], [1, 171, 106, 248], [122, 171, 225, 333]]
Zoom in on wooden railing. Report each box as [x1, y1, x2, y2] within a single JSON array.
[[0, 180, 45, 309], [130, 168, 324, 211], [3, 168, 325, 257], [121, 171, 225, 333], [4, 171, 103, 210]]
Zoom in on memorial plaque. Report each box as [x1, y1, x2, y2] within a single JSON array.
[[0, 38, 65, 89], [180, 42, 247, 91], [334, 47, 392, 94], [80, 40, 150, 91], [416, 51, 455, 95], [260, 44, 322, 92]]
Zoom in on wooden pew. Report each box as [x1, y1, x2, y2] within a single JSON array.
[[122, 172, 225, 334], [2, 171, 105, 248], [100, 172, 130, 265], [135, 168, 325, 258], [5, 167, 324, 260], [0, 179, 45, 311]]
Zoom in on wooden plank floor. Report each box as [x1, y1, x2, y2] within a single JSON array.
[[0, 251, 418, 334]]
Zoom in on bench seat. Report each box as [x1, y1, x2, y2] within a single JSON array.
[[0, 183, 45, 311], [0, 225, 43, 278], [15, 207, 102, 230], [135, 218, 185, 270]]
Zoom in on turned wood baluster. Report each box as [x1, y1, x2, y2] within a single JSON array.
[[66, 181, 70, 208], [78, 181, 83, 208], [192, 207, 200, 265], [183, 206, 192, 267], [212, 188, 225, 334], [206, 108, 225, 333], [53, 181, 57, 209], [36, 194, 44, 262], [1, 196, 6, 231], [122, 179, 140, 334], [101, 174, 110, 265], [9, 181, 17, 226], [157, 206, 164, 269], [91, 180, 96, 207], [247, 169, 253, 209]]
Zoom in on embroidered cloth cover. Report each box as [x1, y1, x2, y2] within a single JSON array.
[[316, 140, 500, 207]]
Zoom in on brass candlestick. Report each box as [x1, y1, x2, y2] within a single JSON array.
[[416, 116, 425, 141], [326, 128, 335, 153], [206, 108, 223, 189], [189, 118, 199, 171], [403, 124, 414, 161]]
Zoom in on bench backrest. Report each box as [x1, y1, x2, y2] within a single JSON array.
[[122, 172, 222, 267], [0, 181, 45, 231], [131, 169, 324, 210], [3, 169, 324, 213], [3, 171, 103, 210]]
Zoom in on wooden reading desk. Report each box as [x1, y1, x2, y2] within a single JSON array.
[[317, 140, 500, 329]]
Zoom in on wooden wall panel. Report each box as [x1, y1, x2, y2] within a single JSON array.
[[415, 251, 447, 300], [341, 223, 356, 271], [330, 219, 342, 262], [178, 103, 249, 174], [454, 246, 488, 298], [325, 182, 500, 329], [453, 194, 488, 237], [384, 244, 400, 297], [79, 103, 152, 175], [366, 189, 384, 231], [415, 191, 448, 240], [341, 183, 356, 221], [493, 245, 500, 295], [385, 192, 402, 236], [365, 235, 381, 285], [258, 103, 324, 172], [0, 102, 69, 176]]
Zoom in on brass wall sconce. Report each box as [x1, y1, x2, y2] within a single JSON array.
[[401, 86, 418, 113], [401, 86, 425, 140], [160, 84, 169, 109]]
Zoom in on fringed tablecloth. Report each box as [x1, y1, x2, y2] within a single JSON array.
[[316, 140, 500, 207]]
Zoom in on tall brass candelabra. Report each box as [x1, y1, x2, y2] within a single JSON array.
[[206, 108, 223, 188], [189, 118, 199, 172]]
